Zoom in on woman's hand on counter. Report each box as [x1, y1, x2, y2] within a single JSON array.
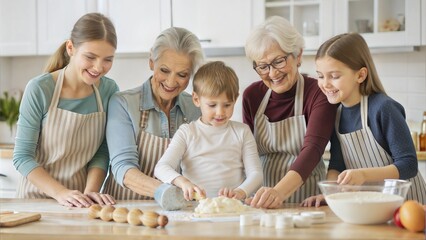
[[54, 189, 95, 208], [246, 187, 283, 209], [55, 189, 115, 207], [301, 194, 326, 207], [85, 192, 116, 206]]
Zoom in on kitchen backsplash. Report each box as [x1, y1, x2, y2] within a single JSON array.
[[1, 46, 425, 131]]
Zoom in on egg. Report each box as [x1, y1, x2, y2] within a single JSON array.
[[399, 200, 425, 232]]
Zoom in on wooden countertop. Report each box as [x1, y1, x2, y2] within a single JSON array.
[[0, 144, 14, 158], [0, 198, 424, 240]]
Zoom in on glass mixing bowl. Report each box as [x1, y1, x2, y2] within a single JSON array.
[[318, 179, 411, 224]]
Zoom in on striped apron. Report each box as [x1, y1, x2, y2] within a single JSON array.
[[16, 68, 106, 198], [335, 95, 426, 204], [254, 74, 325, 203], [104, 110, 171, 200]]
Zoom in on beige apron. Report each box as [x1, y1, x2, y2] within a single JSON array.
[[16, 68, 106, 198], [104, 110, 171, 200], [336, 95, 426, 204], [254, 74, 325, 203]]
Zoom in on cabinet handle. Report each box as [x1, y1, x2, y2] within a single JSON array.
[[199, 39, 212, 43], [0, 173, 7, 177]]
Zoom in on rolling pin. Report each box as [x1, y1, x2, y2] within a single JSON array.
[[88, 204, 168, 228]]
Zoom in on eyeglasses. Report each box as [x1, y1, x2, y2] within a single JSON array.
[[253, 54, 292, 75]]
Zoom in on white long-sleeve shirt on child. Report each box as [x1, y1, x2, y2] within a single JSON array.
[[154, 118, 263, 198]]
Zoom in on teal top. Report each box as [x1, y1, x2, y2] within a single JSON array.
[[13, 73, 119, 177]]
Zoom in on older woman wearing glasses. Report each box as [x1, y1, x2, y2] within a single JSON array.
[[242, 16, 338, 209]]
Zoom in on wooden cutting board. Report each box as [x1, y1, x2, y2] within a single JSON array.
[[0, 212, 41, 227]]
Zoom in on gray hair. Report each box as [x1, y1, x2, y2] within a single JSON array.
[[245, 16, 305, 61], [150, 27, 205, 76]]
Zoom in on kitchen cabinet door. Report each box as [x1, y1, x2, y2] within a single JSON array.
[[263, 0, 334, 53], [171, 0, 259, 49], [37, 0, 97, 55], [334, 0, 421, 48], [419, 161, 426, 183], [0, 0, 37, 56], [98, 0, 169, 54], [422, 0, 426, 45], [0, 151, 20, 198]]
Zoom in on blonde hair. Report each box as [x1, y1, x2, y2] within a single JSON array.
[[315, 33, 386, 95], [44, 12, 117, 73], [193, 61, 239, 102], [150, 27, 205, 76], [245, 16, 305, 61]]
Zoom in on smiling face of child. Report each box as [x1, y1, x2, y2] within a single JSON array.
[[316, 55, 367, 107], [192, 92, 235, 127]]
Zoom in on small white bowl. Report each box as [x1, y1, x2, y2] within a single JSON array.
[[318, 180, 411, 225]]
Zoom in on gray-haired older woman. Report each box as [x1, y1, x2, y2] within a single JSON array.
[[104, 27, 204, 210], [243, 16, 337, 208]]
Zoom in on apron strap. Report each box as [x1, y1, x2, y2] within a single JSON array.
[[335, 105, 342, 133], [360, 95, 368, 129], [294, 73, 304, 116], [50, 68, 66, 111], [50, 67, 104, 113], [92, 85, 104, 112], [136, 110, 150, 145]]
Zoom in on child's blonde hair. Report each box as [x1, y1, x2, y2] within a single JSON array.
[[315, 32, 386, 95], [193, 61, 239, 101]]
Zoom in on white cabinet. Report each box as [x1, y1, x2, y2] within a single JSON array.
[[0, 0, 37, 56], [37, 0, 97, 55], [419, 161, 426, 183], [172, 0, 262, 49], [101, 0, 263, 55], [0, 151, 20, 198], [334, 0, 421, 48], [422, 0, 426, 45], [263, 0, 334, 52], [97, 0, 168, 54], [0, 0, 97, 56]]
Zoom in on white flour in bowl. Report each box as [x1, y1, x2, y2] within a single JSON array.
[[325, 191, 404, 224]]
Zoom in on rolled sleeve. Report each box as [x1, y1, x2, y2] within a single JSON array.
[[106, 93, 141, 187]]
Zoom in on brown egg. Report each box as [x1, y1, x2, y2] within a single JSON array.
[[88, 204, 102, 219], [399, 200, 425, 232], [113, 207, 129, 223], [142, 211, 160, 228], [127, 208, 143, 226], [100, 205, 116, 221]]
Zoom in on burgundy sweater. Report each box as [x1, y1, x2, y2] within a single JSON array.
[[242, 76, 338, 181]]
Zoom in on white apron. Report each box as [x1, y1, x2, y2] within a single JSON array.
[[104, 110, 171, 200], [254, 74, 325, 203], [17, 68, 106, 198], [335, 95, 426, 204]]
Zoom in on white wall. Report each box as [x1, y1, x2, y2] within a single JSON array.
[[1, 46, 425, 131]]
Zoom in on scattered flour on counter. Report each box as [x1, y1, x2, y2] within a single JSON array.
[[157, 209, 193, 222]]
